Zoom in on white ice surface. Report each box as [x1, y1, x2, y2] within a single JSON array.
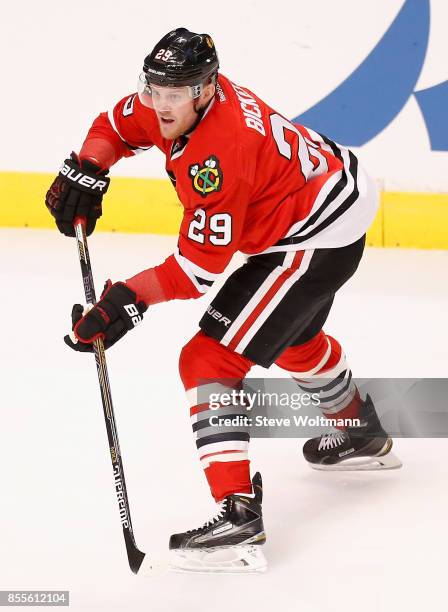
[[0, 229, 447, 611]]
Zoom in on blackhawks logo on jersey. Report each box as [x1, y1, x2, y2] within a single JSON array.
[[189, 156, 223, 198]]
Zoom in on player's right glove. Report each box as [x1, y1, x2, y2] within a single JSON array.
[[45, 153, 110, 237]]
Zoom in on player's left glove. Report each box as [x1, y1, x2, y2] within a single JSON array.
[[64, 281, 147, 352]]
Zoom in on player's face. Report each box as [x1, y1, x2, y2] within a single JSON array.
[[146, 83, 216, 139], [150, 85, 198, 139]]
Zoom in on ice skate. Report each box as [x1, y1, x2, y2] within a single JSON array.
[[168, 472, 267, 573], [303, 395, 402, 471]]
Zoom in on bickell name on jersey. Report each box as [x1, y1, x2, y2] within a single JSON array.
[[82, 73, 378, 301], [231, 82, 266, 135]]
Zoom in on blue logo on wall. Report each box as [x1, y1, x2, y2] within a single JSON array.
[[293, 0, 448, 151]]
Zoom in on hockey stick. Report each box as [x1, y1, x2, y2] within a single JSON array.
[[73, 216, 146, 574]]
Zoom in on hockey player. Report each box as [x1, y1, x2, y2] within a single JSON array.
[[45, 28, 401, 573]]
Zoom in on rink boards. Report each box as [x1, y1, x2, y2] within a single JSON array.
[[1, 171, 447, 249]]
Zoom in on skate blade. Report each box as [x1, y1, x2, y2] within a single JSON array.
[[310, 439, 403, 472], [309, 437, 403, 472], [168, 544, 267, 574], [309, 451, 402, 471]]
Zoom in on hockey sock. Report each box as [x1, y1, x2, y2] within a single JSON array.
[[180, 331, 254, 501], [275, 331, 361, 427]]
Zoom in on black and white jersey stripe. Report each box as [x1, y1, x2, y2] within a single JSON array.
[[277, 133, 358, 246], [174, 248, 218, 294], [251, 130, 378, 253]]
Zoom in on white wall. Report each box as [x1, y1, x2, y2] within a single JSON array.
[[2, 0, 447, 191]]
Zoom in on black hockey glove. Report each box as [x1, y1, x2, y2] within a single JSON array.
[[45, 152, 110, 237], [64, 281, 147, 352]]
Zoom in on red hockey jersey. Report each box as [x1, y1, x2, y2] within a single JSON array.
[[80, 74, 378, 302]]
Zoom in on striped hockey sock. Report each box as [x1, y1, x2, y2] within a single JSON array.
[[276, 331, 362, 425], [180, 331, 254, 501]]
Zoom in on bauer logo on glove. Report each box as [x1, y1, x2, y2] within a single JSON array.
[[59, 161, 109, 192], [64, 280, 147, 352], [123, 304, 143, 326]]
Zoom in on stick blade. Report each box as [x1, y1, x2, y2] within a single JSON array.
[[128, 548, 145, 574]]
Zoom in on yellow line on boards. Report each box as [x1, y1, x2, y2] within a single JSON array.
[[1, 171, 447, 249], [0, 171, 183, 234]]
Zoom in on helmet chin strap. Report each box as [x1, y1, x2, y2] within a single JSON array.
[[183, 95, 213, 136]]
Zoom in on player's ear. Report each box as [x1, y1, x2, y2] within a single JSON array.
[[200, 83, 216, 105]]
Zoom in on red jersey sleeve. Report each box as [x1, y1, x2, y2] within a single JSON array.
[[79, 93, 160, 168]]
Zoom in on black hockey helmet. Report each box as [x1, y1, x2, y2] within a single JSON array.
[[142, 27, 219, 90]]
